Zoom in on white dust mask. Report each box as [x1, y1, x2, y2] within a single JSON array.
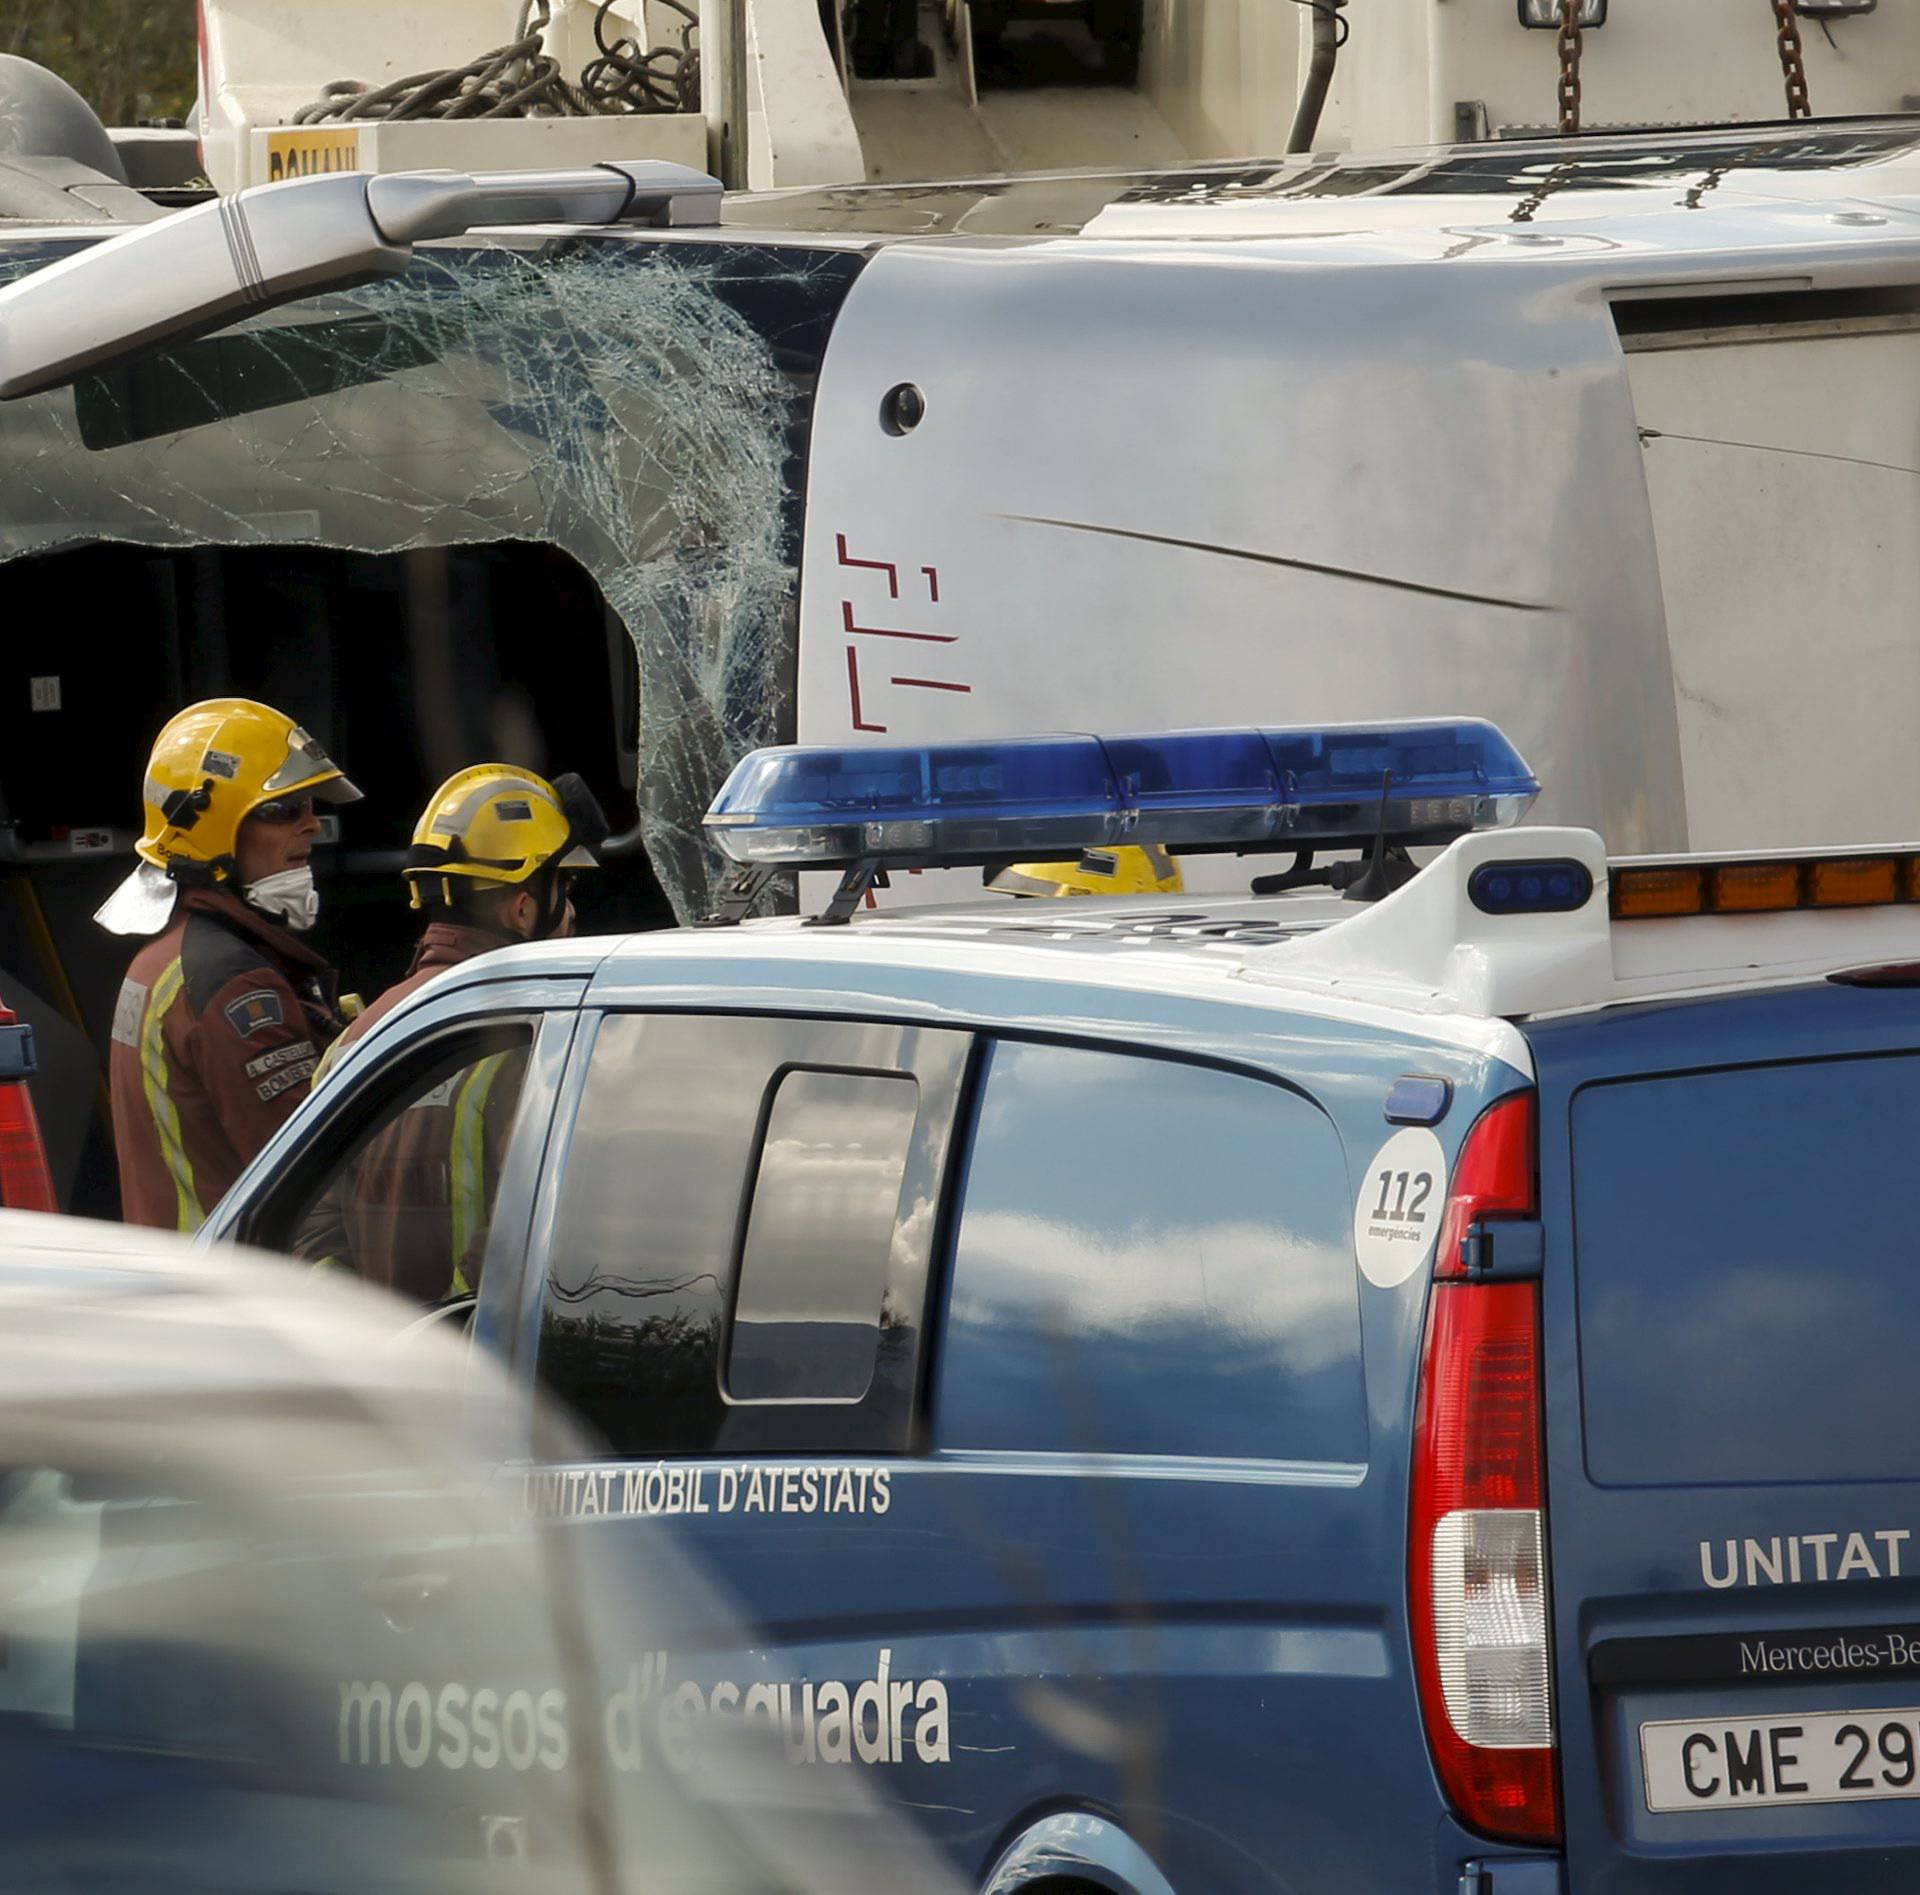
[[247, 866, 320, 932]]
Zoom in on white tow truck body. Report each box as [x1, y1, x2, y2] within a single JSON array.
[[0, 122, 1916, 875], [188, 0, 1920, 195], [777, 128, 1920, 901]]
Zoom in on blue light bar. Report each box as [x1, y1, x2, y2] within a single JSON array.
[[703, 719, 1539, 870]]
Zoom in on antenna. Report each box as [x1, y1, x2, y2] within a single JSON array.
[[1344, 771, 1403, 904]]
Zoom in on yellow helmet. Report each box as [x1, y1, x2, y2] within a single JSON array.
[[137, 699, 360, 880], [988, 843, 1184, 899], [404, 765, 606, 913]]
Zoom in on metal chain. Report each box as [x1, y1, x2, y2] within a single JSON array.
[[1772, 0, 1813, 121], [1510, 160, 1582, 225], [1557, 0, 1584, 137]]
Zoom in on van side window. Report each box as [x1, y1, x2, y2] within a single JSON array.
[[933, 1039, 1368, 1465], [535, 1015, 969, 1457], [242, 1023, 537, 1311]]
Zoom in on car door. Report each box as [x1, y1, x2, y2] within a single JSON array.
[[1529, 978, 1920, 1893], [910, 1035, 1392, 1892], [511, 1007, 977, 1878], [195, 996, 589, 1861], [516, 1011, 1404, 1892]]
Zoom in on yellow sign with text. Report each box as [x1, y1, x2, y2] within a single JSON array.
[[265, 127, 362, 184]]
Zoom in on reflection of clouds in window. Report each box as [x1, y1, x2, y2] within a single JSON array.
[[0, 240, 862, 919], [891, 1189, 937, 1275], [937, 1039, 1369, 1463], [950, 1210, 1358, 1382]]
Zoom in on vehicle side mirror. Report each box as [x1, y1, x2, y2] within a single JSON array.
[[0, 159, 722, 401]]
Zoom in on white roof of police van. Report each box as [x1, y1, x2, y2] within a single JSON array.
[[566, 828, 1920, 1062], [586, 879, 1538, 1069]]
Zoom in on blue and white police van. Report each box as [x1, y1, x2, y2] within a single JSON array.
[[205, 719, 1920, 1893]]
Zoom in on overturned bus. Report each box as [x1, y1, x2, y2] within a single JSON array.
[[3, 93, 1920, 1208]]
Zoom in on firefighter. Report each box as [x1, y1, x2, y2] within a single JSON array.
[[324, 763, 607, 1064], [986, 843, 1184, 898], [97, 699, 360, 1230], [299, 765, 607, 1303]]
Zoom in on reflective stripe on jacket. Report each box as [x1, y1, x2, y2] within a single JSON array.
[[108, 887, 344, 1230], [448, 1050, 511, 1296], [302, 921, 524, 1302]]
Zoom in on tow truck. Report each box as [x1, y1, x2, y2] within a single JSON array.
[[2, 12, 1920, 1215], [180, 0, 1920, 194]]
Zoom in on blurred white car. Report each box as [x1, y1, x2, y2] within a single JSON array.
[[0, 1212, 959, 1893]]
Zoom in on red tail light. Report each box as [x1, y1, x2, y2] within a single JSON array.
[[0, 1082, 56, 1214], [1433, 1093, 1535, 1281], [1409, 1092, 1559, 1844]]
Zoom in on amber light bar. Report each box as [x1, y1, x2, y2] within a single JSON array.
[[1612, 852, 1920, 920]]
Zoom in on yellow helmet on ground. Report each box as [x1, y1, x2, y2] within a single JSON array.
[[404, 765, 607, 913], [137, 699, 360, 881], [988, 843, 1184, 898]]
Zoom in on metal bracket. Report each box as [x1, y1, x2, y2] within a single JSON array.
[[806, 861, 887, 926], [1458, 1856, 1566, 1895], [1461, 1218, 1545, 1281], [1455, 99, 1491, 143], [699, 863, 775, 928]]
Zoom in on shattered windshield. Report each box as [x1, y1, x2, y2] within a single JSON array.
[[0, 235, 864, 918]]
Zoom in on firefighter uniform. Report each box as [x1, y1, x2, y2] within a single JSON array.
[[109, 886, 346, 1229], [311, 1037, 529, 1305], [325, 921, 515, 1066], [99, 698, 361, 1229], [304, 922, 527, 1302], [298, 766, 606, 1302]]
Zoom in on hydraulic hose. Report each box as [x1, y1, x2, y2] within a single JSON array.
[[1287, 0, 1346, 155]]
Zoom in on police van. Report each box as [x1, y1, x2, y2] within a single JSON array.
[[201, 718, 1920, 1892]]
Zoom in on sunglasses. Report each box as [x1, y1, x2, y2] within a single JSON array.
[[250, 795, 317, 827]]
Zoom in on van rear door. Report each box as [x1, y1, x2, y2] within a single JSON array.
[[1527, 977, 1920, 1892]]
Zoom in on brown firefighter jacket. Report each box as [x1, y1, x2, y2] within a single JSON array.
[[301, 922, 526, 1306], [109, 886, 344, 1230], [324, 921, 516, 1066]]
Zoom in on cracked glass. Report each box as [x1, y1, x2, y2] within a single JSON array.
[[0, 235, 864, 919]]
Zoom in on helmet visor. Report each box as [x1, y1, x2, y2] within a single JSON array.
[[263, 727, 362, 803]]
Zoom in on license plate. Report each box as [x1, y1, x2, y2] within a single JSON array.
[[1643, 1707, 1920, 1812]]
